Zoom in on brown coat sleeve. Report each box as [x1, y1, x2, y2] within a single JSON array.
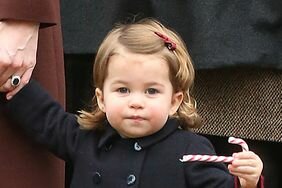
[[0, 0, 59, 26]]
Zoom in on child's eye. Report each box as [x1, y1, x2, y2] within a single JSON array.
[[145, 88, 159, 95], [117, 87, 129, 93]]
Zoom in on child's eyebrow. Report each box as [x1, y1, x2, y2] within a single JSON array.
[[111, 80, 129, 85], [111, 80, 165, 87], [144, 81, 165, 87]]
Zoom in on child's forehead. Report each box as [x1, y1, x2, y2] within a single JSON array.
[[108, 52, 168, 70], [106, 54, 170, 81], [110, 47, 164, 63]]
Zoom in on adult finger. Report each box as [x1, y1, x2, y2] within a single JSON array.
[[5, 68, 32, 100]]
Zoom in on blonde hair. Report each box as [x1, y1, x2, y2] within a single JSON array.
[[78, 18, 201, 130]]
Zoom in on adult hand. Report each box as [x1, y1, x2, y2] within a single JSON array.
[[0, 20, 39, 99]]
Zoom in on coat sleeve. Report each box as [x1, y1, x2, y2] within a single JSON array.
[[1, 80, 81, 161], [0, 0, 60, 26], [184, 135, 234, 187]]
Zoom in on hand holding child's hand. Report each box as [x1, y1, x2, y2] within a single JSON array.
[[0, 20, 39, 99], [228, 151, 263, 188]]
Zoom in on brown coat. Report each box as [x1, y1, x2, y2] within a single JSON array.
[[0, 0, 65, 187]]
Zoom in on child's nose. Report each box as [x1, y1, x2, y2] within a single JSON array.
[[128, 93, 144, 109]]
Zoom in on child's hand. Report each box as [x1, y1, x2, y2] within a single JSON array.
[[228, 151, 263, 188]]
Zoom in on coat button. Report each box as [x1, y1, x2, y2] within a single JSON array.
[[93, 171, 102, 184], [134, 142, 142, 151], [104, 144, 112, 152], [127, 174, 136, 185]]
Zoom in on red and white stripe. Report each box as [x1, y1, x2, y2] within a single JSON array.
[[180, 137, 249, 163], [228, 136, 249, 152], [180, 154, 234, 163]]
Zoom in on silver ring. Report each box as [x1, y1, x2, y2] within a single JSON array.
[[11, 75, 21, 87]]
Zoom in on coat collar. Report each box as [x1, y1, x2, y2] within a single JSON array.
[[97, 118, 180, 150]]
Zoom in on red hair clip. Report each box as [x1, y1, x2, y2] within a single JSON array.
[[154, 31, 176, 51]]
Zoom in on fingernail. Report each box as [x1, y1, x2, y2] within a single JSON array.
[[6, 95, 12, 100]]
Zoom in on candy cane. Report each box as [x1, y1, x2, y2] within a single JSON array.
[[228, 136, 249, 152], [180, 155, 234, 163], [180, 137, 249, 163]]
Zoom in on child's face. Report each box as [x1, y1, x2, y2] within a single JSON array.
[[96, 49, 183, 138]]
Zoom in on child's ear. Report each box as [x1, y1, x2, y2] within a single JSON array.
[[169, 91, 183, 116], [95, 88, 105, 112]]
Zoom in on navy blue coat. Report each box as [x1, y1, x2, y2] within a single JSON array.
[[1, 81, 237, 188]]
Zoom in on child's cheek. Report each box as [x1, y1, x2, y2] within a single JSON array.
[[107, 102, 123, 114], [147, 105, 168, 120]]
